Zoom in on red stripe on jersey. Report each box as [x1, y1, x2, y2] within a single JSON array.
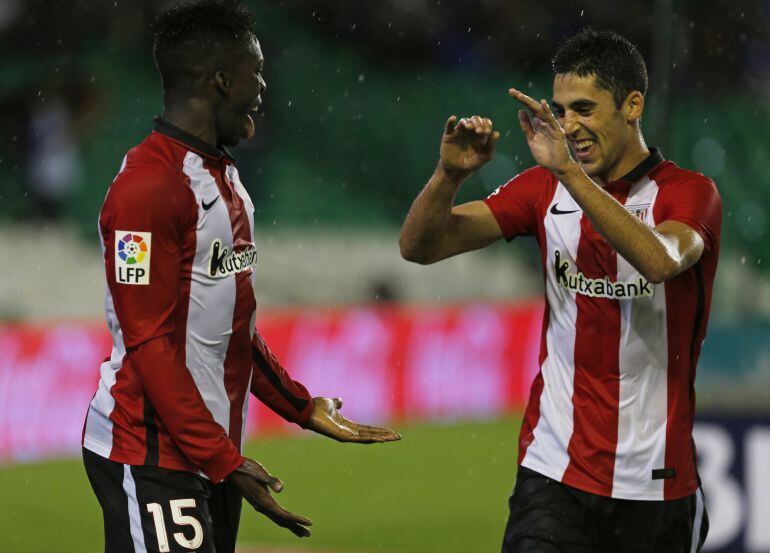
[[662, 262, 704, 499], [107, 354, 150, 463], [157, 169, 199, 468], [562, 184, 630, 495]]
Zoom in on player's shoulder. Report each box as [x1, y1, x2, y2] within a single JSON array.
[[115, 132, 186, 186], [650, 159, 719, 196], [489, 165, 557, 197], [111, 133, 193, 199]]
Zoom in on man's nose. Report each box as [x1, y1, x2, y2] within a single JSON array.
[[563, 113, 580, 136], [259, 75, 267, 94]]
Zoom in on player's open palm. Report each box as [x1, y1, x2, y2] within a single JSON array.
[[439, 115, 501, 173], [307, 397, 401, 443], [229, 457, 313, 537], [509, 88, 573, 175]]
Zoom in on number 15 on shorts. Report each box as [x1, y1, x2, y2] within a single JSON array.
[[146, 499, 204, 552]]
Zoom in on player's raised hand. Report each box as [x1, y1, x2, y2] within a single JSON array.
[[306, 397, 401, 444], [509, 88, 575, 176], [228, 458, 313, 537], [439, 115, 501, 174]]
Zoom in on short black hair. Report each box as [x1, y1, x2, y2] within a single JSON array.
[[152, 0, 256, 96], [552, 28, 648, 108]]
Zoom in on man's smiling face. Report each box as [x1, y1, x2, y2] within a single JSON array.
[[551, 72, 633, 181]]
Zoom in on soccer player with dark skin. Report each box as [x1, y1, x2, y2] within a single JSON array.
[[401, 29, 718, 553], [84, 1, 399, 550], [157, 7, 401, 540]]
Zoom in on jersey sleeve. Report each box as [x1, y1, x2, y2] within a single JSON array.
[[654, 173, 723, 255], [101, 167, 244, 482], [251, 330, 314, 426], [483, 166, 548, 241]]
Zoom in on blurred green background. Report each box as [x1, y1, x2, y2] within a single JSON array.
[[1, 0, 768, 264]]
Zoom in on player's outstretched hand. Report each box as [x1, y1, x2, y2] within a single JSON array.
[[228, 458, 313, 538], [508, 88, 575, 176], [306, 397, 401, 444], [439, 114, 500, 175]]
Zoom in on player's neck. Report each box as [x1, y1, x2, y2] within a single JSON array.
[[598, 134, 650, 184], [161, 99, 218, 149]]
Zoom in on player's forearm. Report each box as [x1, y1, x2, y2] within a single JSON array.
[[130, 335, 244, 482], [399, 162, 470, 264], [558, 163, 680, 283], [250, 331, 313, 426]]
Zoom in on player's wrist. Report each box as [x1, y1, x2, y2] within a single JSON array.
[[552, 160, 584, 183], [435, 159, 472, 185]]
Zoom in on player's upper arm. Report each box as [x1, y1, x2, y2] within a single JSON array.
[[652, 220, 705, 280], [652, 172, 722, 281], [100, 165, 197, 348]]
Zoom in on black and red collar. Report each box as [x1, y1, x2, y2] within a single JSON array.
[[611, 147, 665, 184], [153, 117, 234, 162]]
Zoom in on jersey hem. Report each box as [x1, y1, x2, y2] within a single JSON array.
[[519, 459, 696, 501]]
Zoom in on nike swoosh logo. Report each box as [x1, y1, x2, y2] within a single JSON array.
[[202, 197, 219, 211], [550, 203, 580, 215]]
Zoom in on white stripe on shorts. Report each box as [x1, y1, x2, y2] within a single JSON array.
[[690, 488, 705, 553], [122, 465, 148, 553]]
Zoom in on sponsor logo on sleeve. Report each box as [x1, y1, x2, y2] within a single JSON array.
[[553, 249, 653, 299], [115, 231, 151, 285], [208, 239, 258, 278]]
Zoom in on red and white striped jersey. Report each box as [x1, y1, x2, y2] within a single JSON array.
[[485, 149, 722, 500], [83, 119, 313, 483]]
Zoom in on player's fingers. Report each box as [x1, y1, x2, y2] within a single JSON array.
[[247, 493, 313, 536], [444, 115, 457, 135], [540, 99, 560, 128], [353, 423, 402, 443], [482, 130, 501, 153], [470, 115, 485, 133], [482, 118, 493, 133], [250, 462, 284, 492], [517, 110, 535, 139], [457, 117, 474, 131], [509, 88, 542, 115]]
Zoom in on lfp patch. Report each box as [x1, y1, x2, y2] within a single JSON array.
[[115, 231, 151, 285]]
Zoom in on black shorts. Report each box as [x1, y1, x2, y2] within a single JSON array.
[[83, 448, 242, 553], [502, 466, 709, 553]]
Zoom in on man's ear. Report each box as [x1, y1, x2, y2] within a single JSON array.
[[213, 70, 230, 95], [624, 91, 644, 124]]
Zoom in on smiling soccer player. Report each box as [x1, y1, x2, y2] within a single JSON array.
[[81, 2, 400, 552], [400, 28, 720, 553]]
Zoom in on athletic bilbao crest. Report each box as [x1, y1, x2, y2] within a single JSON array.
[[625, 203, 651, 222]]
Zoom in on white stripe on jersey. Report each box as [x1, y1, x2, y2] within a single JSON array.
[[84, 172, 129, 458], [83, 285, 126, 457], [613, 176, 669, 499], [122, 465, 149, 553], [182, 152, 236, 435], [521, 183, 582, 480]]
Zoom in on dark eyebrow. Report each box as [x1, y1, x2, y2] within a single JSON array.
[[569, 99, 597, 110], [551, 99, 597, 112]]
